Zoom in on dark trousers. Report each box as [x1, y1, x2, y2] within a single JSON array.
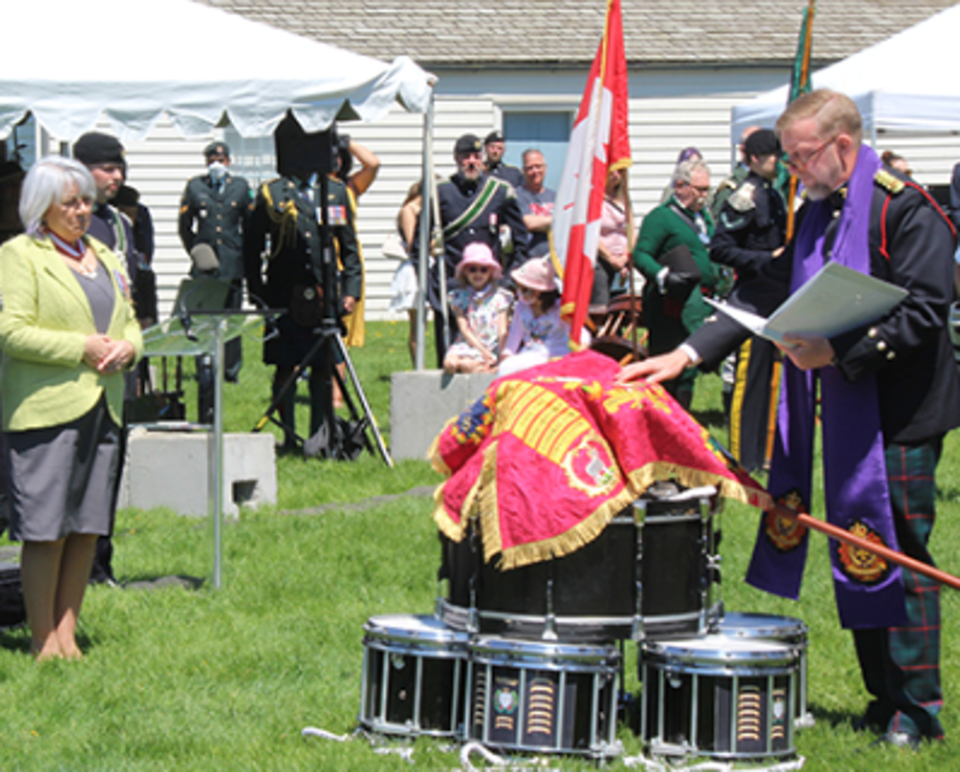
[[852, 439, 944, 739], [433, 306, 457, 369], [728, 337, 780, 473], [197, 281, 243, 423]]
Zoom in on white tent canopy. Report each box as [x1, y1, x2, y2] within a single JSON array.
[[731, 4, 960, 141], [0, 0, 433, 142]]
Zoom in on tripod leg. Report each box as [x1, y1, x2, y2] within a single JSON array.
[[333, 332, 394, 467], [273, 367, 300, 450]]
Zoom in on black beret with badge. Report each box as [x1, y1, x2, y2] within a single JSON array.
[[454, 134, 483, 155]]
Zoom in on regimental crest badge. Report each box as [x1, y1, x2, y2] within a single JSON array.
[[837, 520, 890, 584], [561, 436, 618, 497], [763, 489, 808, 552], [451, 392, 494, 445]]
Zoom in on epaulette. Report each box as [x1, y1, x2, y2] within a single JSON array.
[[875, 169, 905, 194], [728, 182, 757, 213]]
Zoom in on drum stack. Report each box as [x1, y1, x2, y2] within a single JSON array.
[[358, 481, 810, 765]]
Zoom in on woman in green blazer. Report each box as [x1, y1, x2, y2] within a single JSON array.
[[0, 156, 143, 660]]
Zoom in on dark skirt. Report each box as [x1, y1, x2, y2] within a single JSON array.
[[5, 397, 120, 542]]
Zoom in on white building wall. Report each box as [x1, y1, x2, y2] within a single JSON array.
[[38, 66, 960, 322]]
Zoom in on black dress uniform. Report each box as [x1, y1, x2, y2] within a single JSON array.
[[244, 175, 361, 447], [486, 159, 524, 189], [410, 171, 528, 366], [710, 171, 787, 472], [178, 170, 252, 385], [691, 169, 960, 742]]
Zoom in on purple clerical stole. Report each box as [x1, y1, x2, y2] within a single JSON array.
[[745, 144, 907, 629]]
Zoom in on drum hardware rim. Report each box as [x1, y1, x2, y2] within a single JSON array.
[[362, 639, 471, 658], [636, 511, 705, 525], [471, 646, 622, 672], [717, 612, 808, 639], [474, 607, 639, 627]]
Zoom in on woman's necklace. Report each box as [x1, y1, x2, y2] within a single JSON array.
[[49, 232, 98, 278]]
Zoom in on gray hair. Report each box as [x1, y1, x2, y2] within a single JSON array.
[[19, 155, 96, 237], [672, 158, 710, 187]]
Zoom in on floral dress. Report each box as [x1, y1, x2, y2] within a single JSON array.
[[445, 284, 512, 361]]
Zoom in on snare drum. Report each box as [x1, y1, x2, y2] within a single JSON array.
[[640, 635, 798, 762], [360, 614, 469, 738], [634, 483, 720, 640], [716, 611, 813, 729], [438, 513, 637, 641], [468, 636, 621, 758]]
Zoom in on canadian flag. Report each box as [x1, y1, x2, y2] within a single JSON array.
[[552, 0, 632, 346]]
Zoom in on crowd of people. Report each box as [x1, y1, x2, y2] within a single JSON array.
[[0, 92, 958, 764]]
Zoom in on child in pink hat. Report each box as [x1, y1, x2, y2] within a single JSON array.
[[443, 242, 512, 373], [499, 256, 581, 376]]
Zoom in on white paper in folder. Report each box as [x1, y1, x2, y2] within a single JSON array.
[[704, 262, 908, 345]]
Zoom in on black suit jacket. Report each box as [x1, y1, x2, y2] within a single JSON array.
[[690, 174, 960, 445]]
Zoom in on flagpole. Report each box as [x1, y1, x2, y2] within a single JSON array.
[[785, 0, 816, 241]]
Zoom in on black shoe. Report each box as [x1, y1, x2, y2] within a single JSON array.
[[853, 702, 894, 733]]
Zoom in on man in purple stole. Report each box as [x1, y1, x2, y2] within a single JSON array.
[[618, 89, 960, 748]]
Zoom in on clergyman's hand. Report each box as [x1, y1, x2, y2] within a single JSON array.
[[777, 333, 835, 370], [615, 349, 693, 387]]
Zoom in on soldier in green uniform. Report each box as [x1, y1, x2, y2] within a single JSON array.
[[244, 169, 361, 452], [178, 142, 252, 420], [632, 158, 717, 409]]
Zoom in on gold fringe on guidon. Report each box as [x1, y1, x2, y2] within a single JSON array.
[[477, 441, 635, 572], [626, 462, 772, 512], [429, 447, 773, 572]]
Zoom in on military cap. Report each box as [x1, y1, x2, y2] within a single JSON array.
[[73, 132, 125, 166], [454, 134, 483, 156], [745, 129, 780, 158], [204, 141, 230, 159], [484, 130, 504, 145], [190, 243, 220, 273]]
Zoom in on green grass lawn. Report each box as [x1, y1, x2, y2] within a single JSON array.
[[0, 322, 958, 770]]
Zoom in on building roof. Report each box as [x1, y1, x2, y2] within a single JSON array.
[[198, 0, 958, 67]]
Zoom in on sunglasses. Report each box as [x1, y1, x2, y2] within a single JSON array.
[[466, 266, 491, 274]]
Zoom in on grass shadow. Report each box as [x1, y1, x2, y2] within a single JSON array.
[[691, 408, 726, 430], [809, 702, 860, 729], [121, 575, 205, 591]]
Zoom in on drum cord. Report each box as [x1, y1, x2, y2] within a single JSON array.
[[459, 741, 509, 768], [300, 726, 415, 764], [621, 753, 806, 771]]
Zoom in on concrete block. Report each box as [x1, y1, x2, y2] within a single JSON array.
[[390, 370, 496, 461], [119, 428, 277, 517]]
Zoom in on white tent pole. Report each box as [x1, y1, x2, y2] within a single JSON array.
[[415, 88, 435, 372]]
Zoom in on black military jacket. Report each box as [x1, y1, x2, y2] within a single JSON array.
[[178, 173, 251, 281], [244, 176, 360, 311], [691, 171, 960, 445], [709, 171, 787, 281], [410, 172, 528, 310]]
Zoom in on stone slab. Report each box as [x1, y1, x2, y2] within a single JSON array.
[[118, 428, 277, 518], [390, 370, 496, 461]]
